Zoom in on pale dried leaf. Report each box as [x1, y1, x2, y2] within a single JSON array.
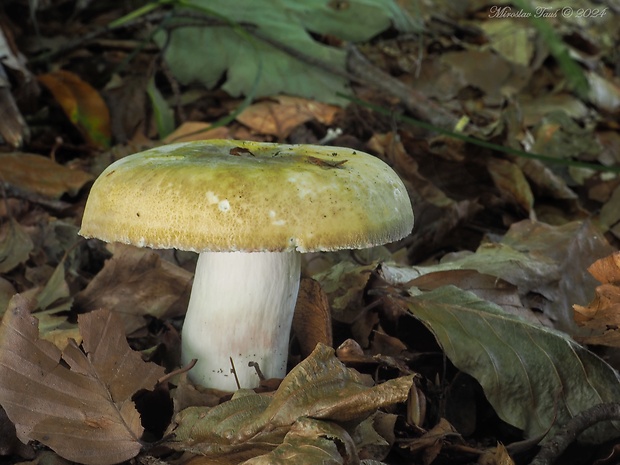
[[236, 96, 339, 139], [574, 252, 620, 346], [163, 122, 230, 143], [0, 153, 93, 199]]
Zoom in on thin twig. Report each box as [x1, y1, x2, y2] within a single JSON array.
[[230, 356, 240, 390]]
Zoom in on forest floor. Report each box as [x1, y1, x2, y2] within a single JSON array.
[[1, 1, 620, 465]]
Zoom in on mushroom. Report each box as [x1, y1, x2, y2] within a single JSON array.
[[79, 140, 413, 391]]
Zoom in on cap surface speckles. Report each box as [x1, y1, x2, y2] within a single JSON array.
[[79, 140, 414, 252]]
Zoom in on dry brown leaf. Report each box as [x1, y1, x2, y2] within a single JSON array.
[[486, 158, 533, 213], [0, 406, 33, 459], [0, 153, 93, 199], [574, 252, 620, 346], [401, 418, 461, 463], [163, 122, 231, 143], [167, 344, 414, 457], [236, 95, 339, 139], [292, 278, 332, 358], [0, 216, 33, 273], [478, 443, 516, 465], [0, 295, 165, 465], [75, 243, 193, 334]]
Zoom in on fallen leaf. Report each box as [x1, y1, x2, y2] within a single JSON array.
[[245, 418, 357, 465], [0, 295, 165, 465], [314, 261, 376, 324], [292, 278, 332, 358], [38, 70, 111, 149], [0, 152, 94, 199], [0, 406, 33, 459], [75, 243, 193, 334], [159, 1, 416, 105], [407, 285, 620, 443], [0, 277, 16, 316], [574, 252, 620, 347], [486, 157, 533, 213], [0, 216, 33, 273], [166, 344, 414, 458], [163, 121, 231, 143], [400, 418, 461, 463], [236, 95, 340, 139], [380, 220, 613, 333]]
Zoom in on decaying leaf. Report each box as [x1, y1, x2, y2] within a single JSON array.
[[245, 418, 357, 465], [486, 157, 534, 214], [399, 418, 461, 462], [236, 95, 340, 139], [314, 261, 376, 324], [574, 252, 620, 347], [166, 344, 414, 459], [0, 152, 93, 199], [407, 285, 620, 444], [75, 243, 193, 334], [0, 216, 33, 273], [163, 122, 230, 143], [380, 219, 613, 333], [292, 278, 332, 358], [38, 70, 111, 149], [0, 295, 165, 465]]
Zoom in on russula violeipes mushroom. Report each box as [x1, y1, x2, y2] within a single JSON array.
[[79, 139, 413, 391]]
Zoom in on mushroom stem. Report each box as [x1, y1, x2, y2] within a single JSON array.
[[181, 251, 301, 390]]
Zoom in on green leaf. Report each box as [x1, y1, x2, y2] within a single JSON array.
[[407, 285, 620, 443], [146, 77, 176, 138], [158, 0, 420, 104]]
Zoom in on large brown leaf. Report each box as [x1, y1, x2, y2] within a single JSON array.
[[0, 295, 165, 465], [75, 243, 193, 334]]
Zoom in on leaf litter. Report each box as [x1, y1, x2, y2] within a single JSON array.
[[1, 0, 620, 464], [0, 295, 164, 465]]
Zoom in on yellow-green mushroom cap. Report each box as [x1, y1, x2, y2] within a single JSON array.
[[79, 140, 414, 253]]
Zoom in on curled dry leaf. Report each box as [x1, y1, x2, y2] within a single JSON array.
[[0, 153, 94, 200], [0, 295, 165, 465], [236, 96, 340, 139], [244, 418, 358, 465], [574, 251, 620, 347], [292, 278, 332, 358], [167, 344, 414, 459]]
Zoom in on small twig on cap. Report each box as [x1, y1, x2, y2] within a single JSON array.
[[248, 361, 265, 381], [230, 357, 241, 390]]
